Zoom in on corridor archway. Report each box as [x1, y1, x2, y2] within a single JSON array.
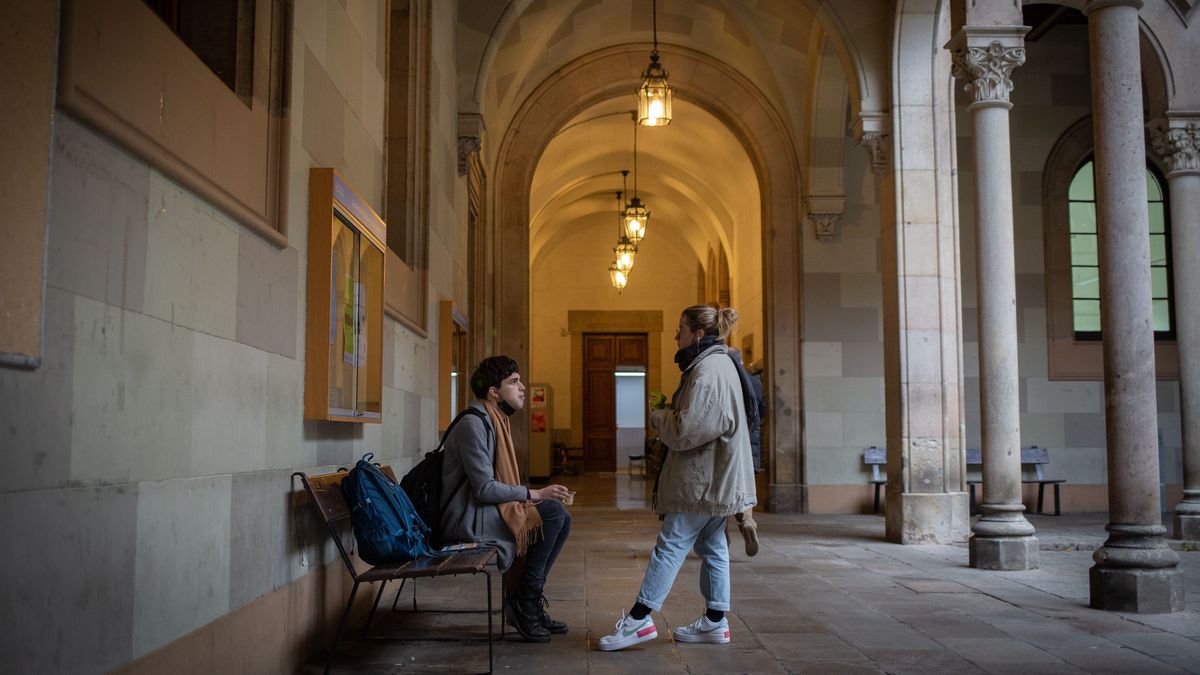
[[492, 44, 807, 510]]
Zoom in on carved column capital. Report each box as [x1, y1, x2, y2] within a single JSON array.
[[951, 41, 1026, 105], [457, 136, 481, 177], [1148, 117, 1200, 176], [457, 113, 486, 177], [858, 133, 889, 176], [810, 212, 841, 242], [806, 195, 845, 242], [853, 111, 890, 177]]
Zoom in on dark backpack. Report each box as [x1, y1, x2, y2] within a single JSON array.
[[342, 453, 436, 565], [400, 407, 490, 549]]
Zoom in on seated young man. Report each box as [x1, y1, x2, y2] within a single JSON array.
[[440, 355, 572, 642]]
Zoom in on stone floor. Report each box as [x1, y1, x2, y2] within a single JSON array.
[[311, 475, 1200, 674]]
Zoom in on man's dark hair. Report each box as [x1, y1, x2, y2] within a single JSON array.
[[470, 355, 519, 399]]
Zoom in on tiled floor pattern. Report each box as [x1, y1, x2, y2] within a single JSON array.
[[312, 475, 1200, 674]]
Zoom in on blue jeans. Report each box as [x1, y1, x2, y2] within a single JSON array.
[[635, 512, 730, 612]]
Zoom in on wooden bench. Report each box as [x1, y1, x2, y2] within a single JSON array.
[[293, 466, 500, 675], [965, 446, 1066, 516], [863, 446, 886, 514]]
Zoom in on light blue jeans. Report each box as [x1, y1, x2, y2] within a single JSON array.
[[635, 512, 730, 612]]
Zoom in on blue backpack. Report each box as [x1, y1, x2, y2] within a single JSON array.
[[342, 453, 436, 565]]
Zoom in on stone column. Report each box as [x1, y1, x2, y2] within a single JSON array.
[[1085, 0, 1183, 613], [1150, 115, 1200, 543], [949, 29, 1038, 570]]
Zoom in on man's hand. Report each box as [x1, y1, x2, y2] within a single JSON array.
[[530, 484, 570, 502]]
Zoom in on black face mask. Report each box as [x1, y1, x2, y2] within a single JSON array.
[[497, 398, 517, 416]]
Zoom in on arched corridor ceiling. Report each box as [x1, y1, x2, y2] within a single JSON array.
[[530, 97, 759, 276], [458, 0, 890, 171]]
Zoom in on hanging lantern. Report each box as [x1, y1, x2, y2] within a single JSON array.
[[637, 0, 672, 126], [609, 261, 629, 292], [614, 236, 637, 275], [623, 195, 649, 246], [638, 55, 672, 126]]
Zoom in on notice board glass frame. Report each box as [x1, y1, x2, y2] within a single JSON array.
[[305, 168, 385, 423]]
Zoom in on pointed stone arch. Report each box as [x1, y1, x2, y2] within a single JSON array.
[[491, 43, 809, 511]]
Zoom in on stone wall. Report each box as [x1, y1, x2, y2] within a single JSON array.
[[0, 1, 467, 671]]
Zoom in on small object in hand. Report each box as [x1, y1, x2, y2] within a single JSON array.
[[648, 391, 667, 410], [564, 491, 576, 506]]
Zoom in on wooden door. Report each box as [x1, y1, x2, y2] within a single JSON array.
[[583, 335, 616, 471], [583, 333, 649, 472]]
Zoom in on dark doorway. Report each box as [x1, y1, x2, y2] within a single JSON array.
[[582, 333, 648, 472]]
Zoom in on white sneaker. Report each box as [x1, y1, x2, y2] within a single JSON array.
[[672, 615, 731, 644], [597, 610, 657, 651]]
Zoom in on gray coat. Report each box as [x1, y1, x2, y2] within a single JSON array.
[[650, 344, 757, 516], [440, 400, 527, 571]]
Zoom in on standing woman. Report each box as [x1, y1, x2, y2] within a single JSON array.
[[598, 305, 757, 651]]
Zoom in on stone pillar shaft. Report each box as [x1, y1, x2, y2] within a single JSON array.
[[1171, 172, 1200, 537], [973, 105, 1024, 508], [1151, 116, 1200, 540], [950, 29, 1038, 570], [1090, 2, 1160, 527], [1085, 0, 1183, 613]]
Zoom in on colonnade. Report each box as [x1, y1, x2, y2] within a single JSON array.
[[945, 0, 1191, 612]]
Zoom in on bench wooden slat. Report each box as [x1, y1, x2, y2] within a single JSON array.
[[303, 465, 402, 524], [305, 471, 352, 522], [1021, 446, 1049, 464], [359, 548, 498, 582]]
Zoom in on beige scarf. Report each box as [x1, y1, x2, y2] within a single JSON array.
[[484, 399, 542, 555]]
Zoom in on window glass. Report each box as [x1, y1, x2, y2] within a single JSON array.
[[1068, 202, 1096, 233], [1068, 161, 1094, 200], [1067, 160, 1173, 339], [1073, 299, 1101, 333]]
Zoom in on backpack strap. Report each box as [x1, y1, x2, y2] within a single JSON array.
[[439, 407, 492, 510]]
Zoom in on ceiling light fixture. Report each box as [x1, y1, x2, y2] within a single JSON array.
[[610, 188, 632, 292], [624, 119, 650, 246], [613, 189, 638, 277], [637, 0, 673, 127]]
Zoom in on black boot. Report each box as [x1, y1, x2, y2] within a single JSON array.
[[505, 587, 551, 643], [536, 592, 568, 634]]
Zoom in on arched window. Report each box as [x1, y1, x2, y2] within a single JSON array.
[[1042, 117, 1179, 379], [1066, 159, 1174, 340]]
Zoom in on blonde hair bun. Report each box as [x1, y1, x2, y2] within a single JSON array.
[[682, 304, 740, 340]]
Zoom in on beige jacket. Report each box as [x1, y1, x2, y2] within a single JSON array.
[[650, 344, 757, 516]]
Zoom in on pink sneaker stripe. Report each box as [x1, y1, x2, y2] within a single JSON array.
[[723, 631, 731, 638], [637, 626, 657, 638]]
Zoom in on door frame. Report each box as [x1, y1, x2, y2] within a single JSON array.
[[567, 310, 664, 450], [581, 333, 649, 472]]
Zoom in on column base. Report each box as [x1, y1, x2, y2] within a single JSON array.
[[884, 491, 970, 544], [1174, 513, 1200, 542], [767, 483, 809, 513], [969, 535, 1039, 570], [1089, 566, 1185, 613]]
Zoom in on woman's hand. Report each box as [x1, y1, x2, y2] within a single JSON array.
[[530, 484, 570, 502]]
